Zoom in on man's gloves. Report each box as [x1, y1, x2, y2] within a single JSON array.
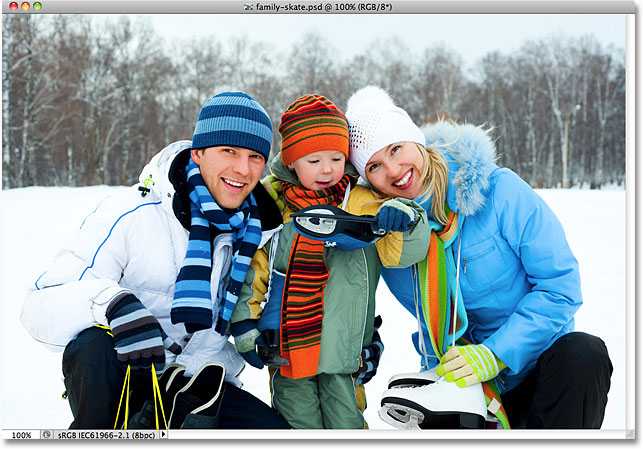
[[106, 294, 181, 370], [436, 344, 507, 388], [230, 320, 264, 369], [353, 315, 384, 386], [373, 199, 417, 233], [261, 175, 285, 212]]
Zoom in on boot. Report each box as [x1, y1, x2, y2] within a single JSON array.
[[127, 400, 157, 429], [168, 362, 226, 429], [379, 377, 487, 429], [159, 363, 189, 414], [158, 363, 186, 393], [126, 363, 187, 429]]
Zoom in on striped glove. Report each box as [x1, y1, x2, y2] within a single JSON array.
[[373, 199, 417, 233], [436, 344, 507, 388], [353, 315, 384, 386], [106, 294, 181, 371]]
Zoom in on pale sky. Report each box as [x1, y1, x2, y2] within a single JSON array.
[[143, 13, 626, 68]]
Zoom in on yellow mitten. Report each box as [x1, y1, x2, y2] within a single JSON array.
[[261, 175, 285, 212]]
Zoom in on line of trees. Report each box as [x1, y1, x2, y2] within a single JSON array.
[[2, 15, 625, 189]]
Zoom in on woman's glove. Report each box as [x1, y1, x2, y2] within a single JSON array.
[[261, 175, 285, 212], [230, 320, 264, 369], [373, 199, 417, 233], [436, 344, 507, 387], [106, 294, 181, 371], [352, 315, 384, 386]]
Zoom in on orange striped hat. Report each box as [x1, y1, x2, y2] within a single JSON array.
[[278, 95, 349, 166]]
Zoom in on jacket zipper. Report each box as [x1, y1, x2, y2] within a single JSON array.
[[358, 248, 369, 368]]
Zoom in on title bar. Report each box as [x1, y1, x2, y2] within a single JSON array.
[[1, 0, 636, 14]]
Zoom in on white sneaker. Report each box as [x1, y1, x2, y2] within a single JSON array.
[[387, 367, 440, 389], [379, 377, 487, 429]]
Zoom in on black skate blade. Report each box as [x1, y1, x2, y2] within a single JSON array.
[[388, 378, 436, 389], [291, 205, 378, 224], [381, 397, 485, 429], [292, 205, 386, 237]]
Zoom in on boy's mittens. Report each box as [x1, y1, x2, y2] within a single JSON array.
[[436, 344, 507, 388], [230, 320, 264, 369], [353, 315, 384, 386], [261, 175, 285, 212], [373, 199, 417, 233], [106, 294, 181, 371]]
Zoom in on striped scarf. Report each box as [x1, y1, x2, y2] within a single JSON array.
[[418, 205, 463, 358], [171, 158, 262, 335], [279, 175, 350, 379], [419, 204, 510, 429]]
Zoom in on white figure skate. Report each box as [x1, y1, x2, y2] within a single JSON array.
[[387, 367, 440, 389], [379, 377, 487, 429]]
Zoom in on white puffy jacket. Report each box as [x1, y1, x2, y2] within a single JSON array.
[[20, 141, 282, 385]]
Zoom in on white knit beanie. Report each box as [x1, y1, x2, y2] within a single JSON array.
[[345, 86, 426, 181]]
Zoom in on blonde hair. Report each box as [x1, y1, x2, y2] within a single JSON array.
[[416, 144, 449, 225]]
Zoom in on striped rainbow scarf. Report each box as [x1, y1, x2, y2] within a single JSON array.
[[419, 204, 510, 429], [279, 175, 350, 379], [171, 158, 262, 335]]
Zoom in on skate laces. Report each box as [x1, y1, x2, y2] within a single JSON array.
[[114, 364, 168, 430], [451, 216, 464, 348], [412, 265, 432, 369]]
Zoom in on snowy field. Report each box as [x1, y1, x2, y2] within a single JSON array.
[[1, 186, 627, 433]]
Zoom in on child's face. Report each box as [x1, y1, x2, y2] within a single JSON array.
[[288, 150, 346, 190]]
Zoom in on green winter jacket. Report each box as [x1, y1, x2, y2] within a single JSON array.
[[231, 156, 430, 375]]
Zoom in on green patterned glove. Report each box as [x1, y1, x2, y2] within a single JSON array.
[[436, 344, 507, 388], [261, 174, 285, 212]]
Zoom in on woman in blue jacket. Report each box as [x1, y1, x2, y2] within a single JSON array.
[[344, 86, 612, 429]]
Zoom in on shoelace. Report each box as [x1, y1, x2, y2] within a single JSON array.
[[451, 216, 465, 347], [114, 365, 168, 430]]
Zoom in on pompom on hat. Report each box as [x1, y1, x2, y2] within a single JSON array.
[[192, 91, 273, 160], [345, 86, 425, 180], [278, 95, 349, 166]]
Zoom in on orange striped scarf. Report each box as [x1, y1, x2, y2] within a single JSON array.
[[279, 175, 350, 379]]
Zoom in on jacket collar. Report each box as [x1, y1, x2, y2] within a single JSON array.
[[140, 141, 282, 232]]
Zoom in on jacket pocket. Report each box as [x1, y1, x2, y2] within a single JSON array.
[[460, 239, 516, 326], [460, 239, 514, 292]]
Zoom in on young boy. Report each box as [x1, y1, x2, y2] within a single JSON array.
[[229, 95, 429, 429]]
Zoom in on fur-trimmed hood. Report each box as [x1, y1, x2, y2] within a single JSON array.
[[422, 121, 498, 217]]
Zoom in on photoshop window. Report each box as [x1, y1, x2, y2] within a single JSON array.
[[1, 0, 634, 441]]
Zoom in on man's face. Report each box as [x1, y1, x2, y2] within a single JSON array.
[[191, 146, 265, 209]]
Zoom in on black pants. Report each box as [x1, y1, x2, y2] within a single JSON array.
[[62, 327, 291, 429], [500, 332, 613, 429]]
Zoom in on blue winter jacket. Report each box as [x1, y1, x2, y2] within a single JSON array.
[[381, 121, 582, 394]]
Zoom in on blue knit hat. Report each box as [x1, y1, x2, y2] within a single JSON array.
[[191, 92, 273, 160]]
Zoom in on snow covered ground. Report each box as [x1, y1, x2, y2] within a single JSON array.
[[1, 186, 627, 432]]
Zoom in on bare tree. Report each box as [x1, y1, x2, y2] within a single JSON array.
[[1, 15, 626, 190], [285, 32, 336, 97]]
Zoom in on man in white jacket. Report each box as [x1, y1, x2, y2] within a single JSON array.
[[21, 92, 289, 430]]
